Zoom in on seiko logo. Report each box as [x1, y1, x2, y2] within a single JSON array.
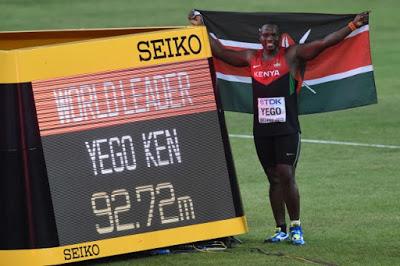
[[63, 244, 100, 261], [254, 70, 280, 78], [137, 34, 202, 61]]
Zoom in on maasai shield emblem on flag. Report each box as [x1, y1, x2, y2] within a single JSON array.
[[198, 10, 377, 114]]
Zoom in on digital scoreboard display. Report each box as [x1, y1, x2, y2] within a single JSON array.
[[32, 60, 237, 245], [0, 26, 246, 265]]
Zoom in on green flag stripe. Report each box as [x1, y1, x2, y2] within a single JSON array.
[[298, 71, 377, 114], [217, 71, 376, 114], [217, 79, 253, 113]]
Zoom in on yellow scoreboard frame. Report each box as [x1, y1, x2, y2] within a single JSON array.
[[0, 26, 247, 265]]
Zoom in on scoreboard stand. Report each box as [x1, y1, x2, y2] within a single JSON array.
[[0, 26, 247, 265]]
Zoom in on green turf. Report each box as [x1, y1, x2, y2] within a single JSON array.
[[1, 0, 399, 265]]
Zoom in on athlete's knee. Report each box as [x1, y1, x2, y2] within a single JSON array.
[[266, 167, 280, 186], [275, 164, 295, 185]]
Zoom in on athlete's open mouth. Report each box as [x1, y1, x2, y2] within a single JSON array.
[[266, 42, 275, 49]]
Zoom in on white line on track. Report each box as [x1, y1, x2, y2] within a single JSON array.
[[228, 134, 400, 149]]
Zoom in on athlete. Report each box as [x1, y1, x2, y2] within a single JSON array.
[[189, 10, 369, 245]]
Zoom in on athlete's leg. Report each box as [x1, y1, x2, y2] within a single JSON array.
[[265, 167, 286, 226], [274, 164, 299, 220], [254, 137, 286, 227], [274, 133, 301, 220], [274, 133, 305, 245]]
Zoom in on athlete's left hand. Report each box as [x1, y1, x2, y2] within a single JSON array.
[[353, 11, 369, 28], [188, 10, 203, 26]]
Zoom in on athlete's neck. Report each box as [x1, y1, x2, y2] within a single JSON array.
[[262, 48, 279, 61]]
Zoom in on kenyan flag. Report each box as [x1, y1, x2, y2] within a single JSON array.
[[198, 10, 377, 114]]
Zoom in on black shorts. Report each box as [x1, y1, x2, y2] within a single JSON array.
[[254, 133, 301, 168]]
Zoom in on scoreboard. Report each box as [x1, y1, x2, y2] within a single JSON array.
[[34, 60, 238, 245], [0, 26, 247, 264]]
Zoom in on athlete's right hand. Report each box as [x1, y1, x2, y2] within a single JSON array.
[[353, 11, 369, 28], [188, 10, 204, 26]]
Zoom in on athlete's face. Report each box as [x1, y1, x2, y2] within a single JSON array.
[[259, 25, 280, 53]]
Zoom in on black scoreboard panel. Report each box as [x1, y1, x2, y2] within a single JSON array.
[[43, 112, 236, 244], [31, 59, 242, 245]]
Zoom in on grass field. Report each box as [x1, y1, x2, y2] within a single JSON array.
[[1, 0, 399, 265]]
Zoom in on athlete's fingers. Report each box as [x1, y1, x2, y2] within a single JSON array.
[[188, 10, 204, 26], [353, 11, 369, 27]]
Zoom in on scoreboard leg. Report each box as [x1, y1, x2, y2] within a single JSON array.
[[0, 83, 58, 249]]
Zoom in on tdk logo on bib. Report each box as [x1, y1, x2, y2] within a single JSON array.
[[258, 97, 286, 123], [264, 98, 282, 105]]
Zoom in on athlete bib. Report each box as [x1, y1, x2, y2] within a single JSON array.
[[258, 97, 286, 123]]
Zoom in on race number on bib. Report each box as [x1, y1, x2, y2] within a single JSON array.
[[258, 97, 286, 123]]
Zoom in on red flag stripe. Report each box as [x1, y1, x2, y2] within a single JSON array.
[[304, 31, 371, 80], [213, 58, 249, 76], [213, 30, 371, 81]]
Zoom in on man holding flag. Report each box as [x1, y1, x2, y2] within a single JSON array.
[[189, 10, 369, 245]]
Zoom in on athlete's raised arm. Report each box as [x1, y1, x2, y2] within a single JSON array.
[[188, 10, 255, 67], [290, 11, 369, 62]]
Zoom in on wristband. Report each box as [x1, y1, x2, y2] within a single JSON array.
[[348, 22, 357, 31]]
